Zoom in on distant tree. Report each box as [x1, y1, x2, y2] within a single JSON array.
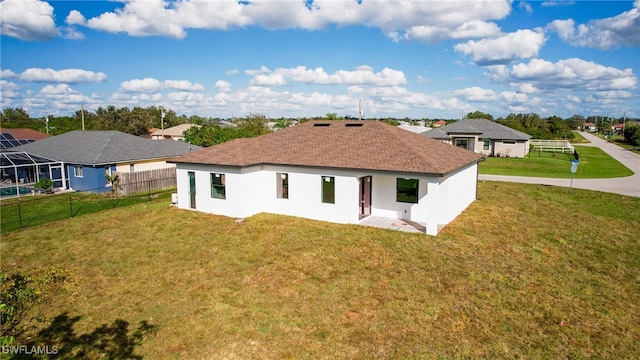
[[623, 124, 640, 146], [466, 111, 494, 121], [567, 114, 585, 129], [188, 115, 208, 125], [548, 116, 574, 140], [128, 107, 154, 136], [0, 108, 30, 123], [184, 114, 271, 147], [73, 109, 99, 131], [381, 118, 400, 126], [273, 118, 291, 129]]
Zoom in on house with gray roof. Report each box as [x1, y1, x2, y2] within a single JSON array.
[[13, 130, 199, 192], [421, 119, 532, 158], [170, 120, 483, 235]]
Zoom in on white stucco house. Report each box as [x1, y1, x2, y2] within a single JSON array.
[[422, 119, 531, 158], [169, 120, 484, 235]]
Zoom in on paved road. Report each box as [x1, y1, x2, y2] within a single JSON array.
[[478, 132, 640, 198]]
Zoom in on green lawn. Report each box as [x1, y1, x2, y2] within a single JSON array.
[[1, 182, 639, 359], [0, 189, 173, 233], [479, 145, 634, 178]]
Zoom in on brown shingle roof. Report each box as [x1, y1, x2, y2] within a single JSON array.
[[0, 127, 51, 141], [170, 120, 484, 175]]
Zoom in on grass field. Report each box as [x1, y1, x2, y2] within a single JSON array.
[[1, 182, 639, 359], [0, 189, 174, 233], [479, 145, 634, 178]]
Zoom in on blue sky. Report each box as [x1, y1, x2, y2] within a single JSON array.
[[1, 0, 638, 120]]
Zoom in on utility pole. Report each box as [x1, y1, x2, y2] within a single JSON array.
[[160, 107, 165, 138]]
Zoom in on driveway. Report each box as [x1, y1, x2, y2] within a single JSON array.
[[478, 132, 640, 198]]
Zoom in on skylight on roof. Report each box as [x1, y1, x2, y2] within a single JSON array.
[[345, 123, 363, 127], [313, 123, 331, 127]]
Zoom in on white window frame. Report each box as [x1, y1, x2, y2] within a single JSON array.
[[321, 176, 335, 204], [210, 173, 226, 199], [73, 165, 83, 178], [276, 173, 288, 199]]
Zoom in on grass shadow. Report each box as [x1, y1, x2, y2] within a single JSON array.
[[14, 312, 157, 359]]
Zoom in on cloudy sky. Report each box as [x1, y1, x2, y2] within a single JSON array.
[[1, 0, 638, 120]]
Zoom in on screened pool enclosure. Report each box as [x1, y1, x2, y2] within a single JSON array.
[[0, 151, 65, 198]]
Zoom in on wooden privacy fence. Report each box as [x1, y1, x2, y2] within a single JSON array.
[[115, 167, 177, 195]]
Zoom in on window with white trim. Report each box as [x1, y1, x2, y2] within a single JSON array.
[[210, 173, 226, 199], [321, 176, 335, 204], [397, 178, 419, 203], [277, 173, 288, 199], [73, 165, 83, 178]]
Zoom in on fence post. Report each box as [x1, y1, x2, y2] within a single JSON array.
[[148, 179, 151, 201], [17, 201, 23, 229]]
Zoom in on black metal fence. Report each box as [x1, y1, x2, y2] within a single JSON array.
[[0, 178, 175, 233]]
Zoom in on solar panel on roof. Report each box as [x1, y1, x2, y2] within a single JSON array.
[[0, 133, 16, 140]]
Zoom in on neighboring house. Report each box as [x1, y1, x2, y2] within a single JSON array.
[[0, 127, 50, 149], [151, 124, 201, 141], [581, 122, 597, 132], [141, 127, 160, 139], [612, 123, 624, 134], [13, 130, 199, 192], [432, 120, 447, 127], [422, 119, 531, 158], [169, 120, 483, 235], [398, 124, 431, 134]]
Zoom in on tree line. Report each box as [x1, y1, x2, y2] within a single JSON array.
[[2, 107, 638, 147], [0, 106, 212, 137]]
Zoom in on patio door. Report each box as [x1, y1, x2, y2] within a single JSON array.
[[359, 176, 372, 219], [188, 171, 196, 209]]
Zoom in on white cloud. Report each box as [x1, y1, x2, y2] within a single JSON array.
[[71, 0, 512, 43], [19, 68, 108, 83], [120, 78, 164, 93], [547, 6, 640, 49], [518, 83, 541, 93], [518, 0, 533, 15], [249, 73, 288, 86], [249, 66, 408, 87], [454, 29, 547, 65], [245, 66, 272, 76], [164, 80, 205, 91], [0, 81, 20, 107], [453, 86, 498, 101], [66, 10, 86, 26], [215, 80, 232, 93], [506, 58, 637, 91], [40, 84, 79, 96], [400, 20, 501, 43], [541, 1, 576, 7], [1, 70, 18, 78], [226, 69, 239, 76], [500, 91, 528, 103], [0, 0, 58, 41]]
